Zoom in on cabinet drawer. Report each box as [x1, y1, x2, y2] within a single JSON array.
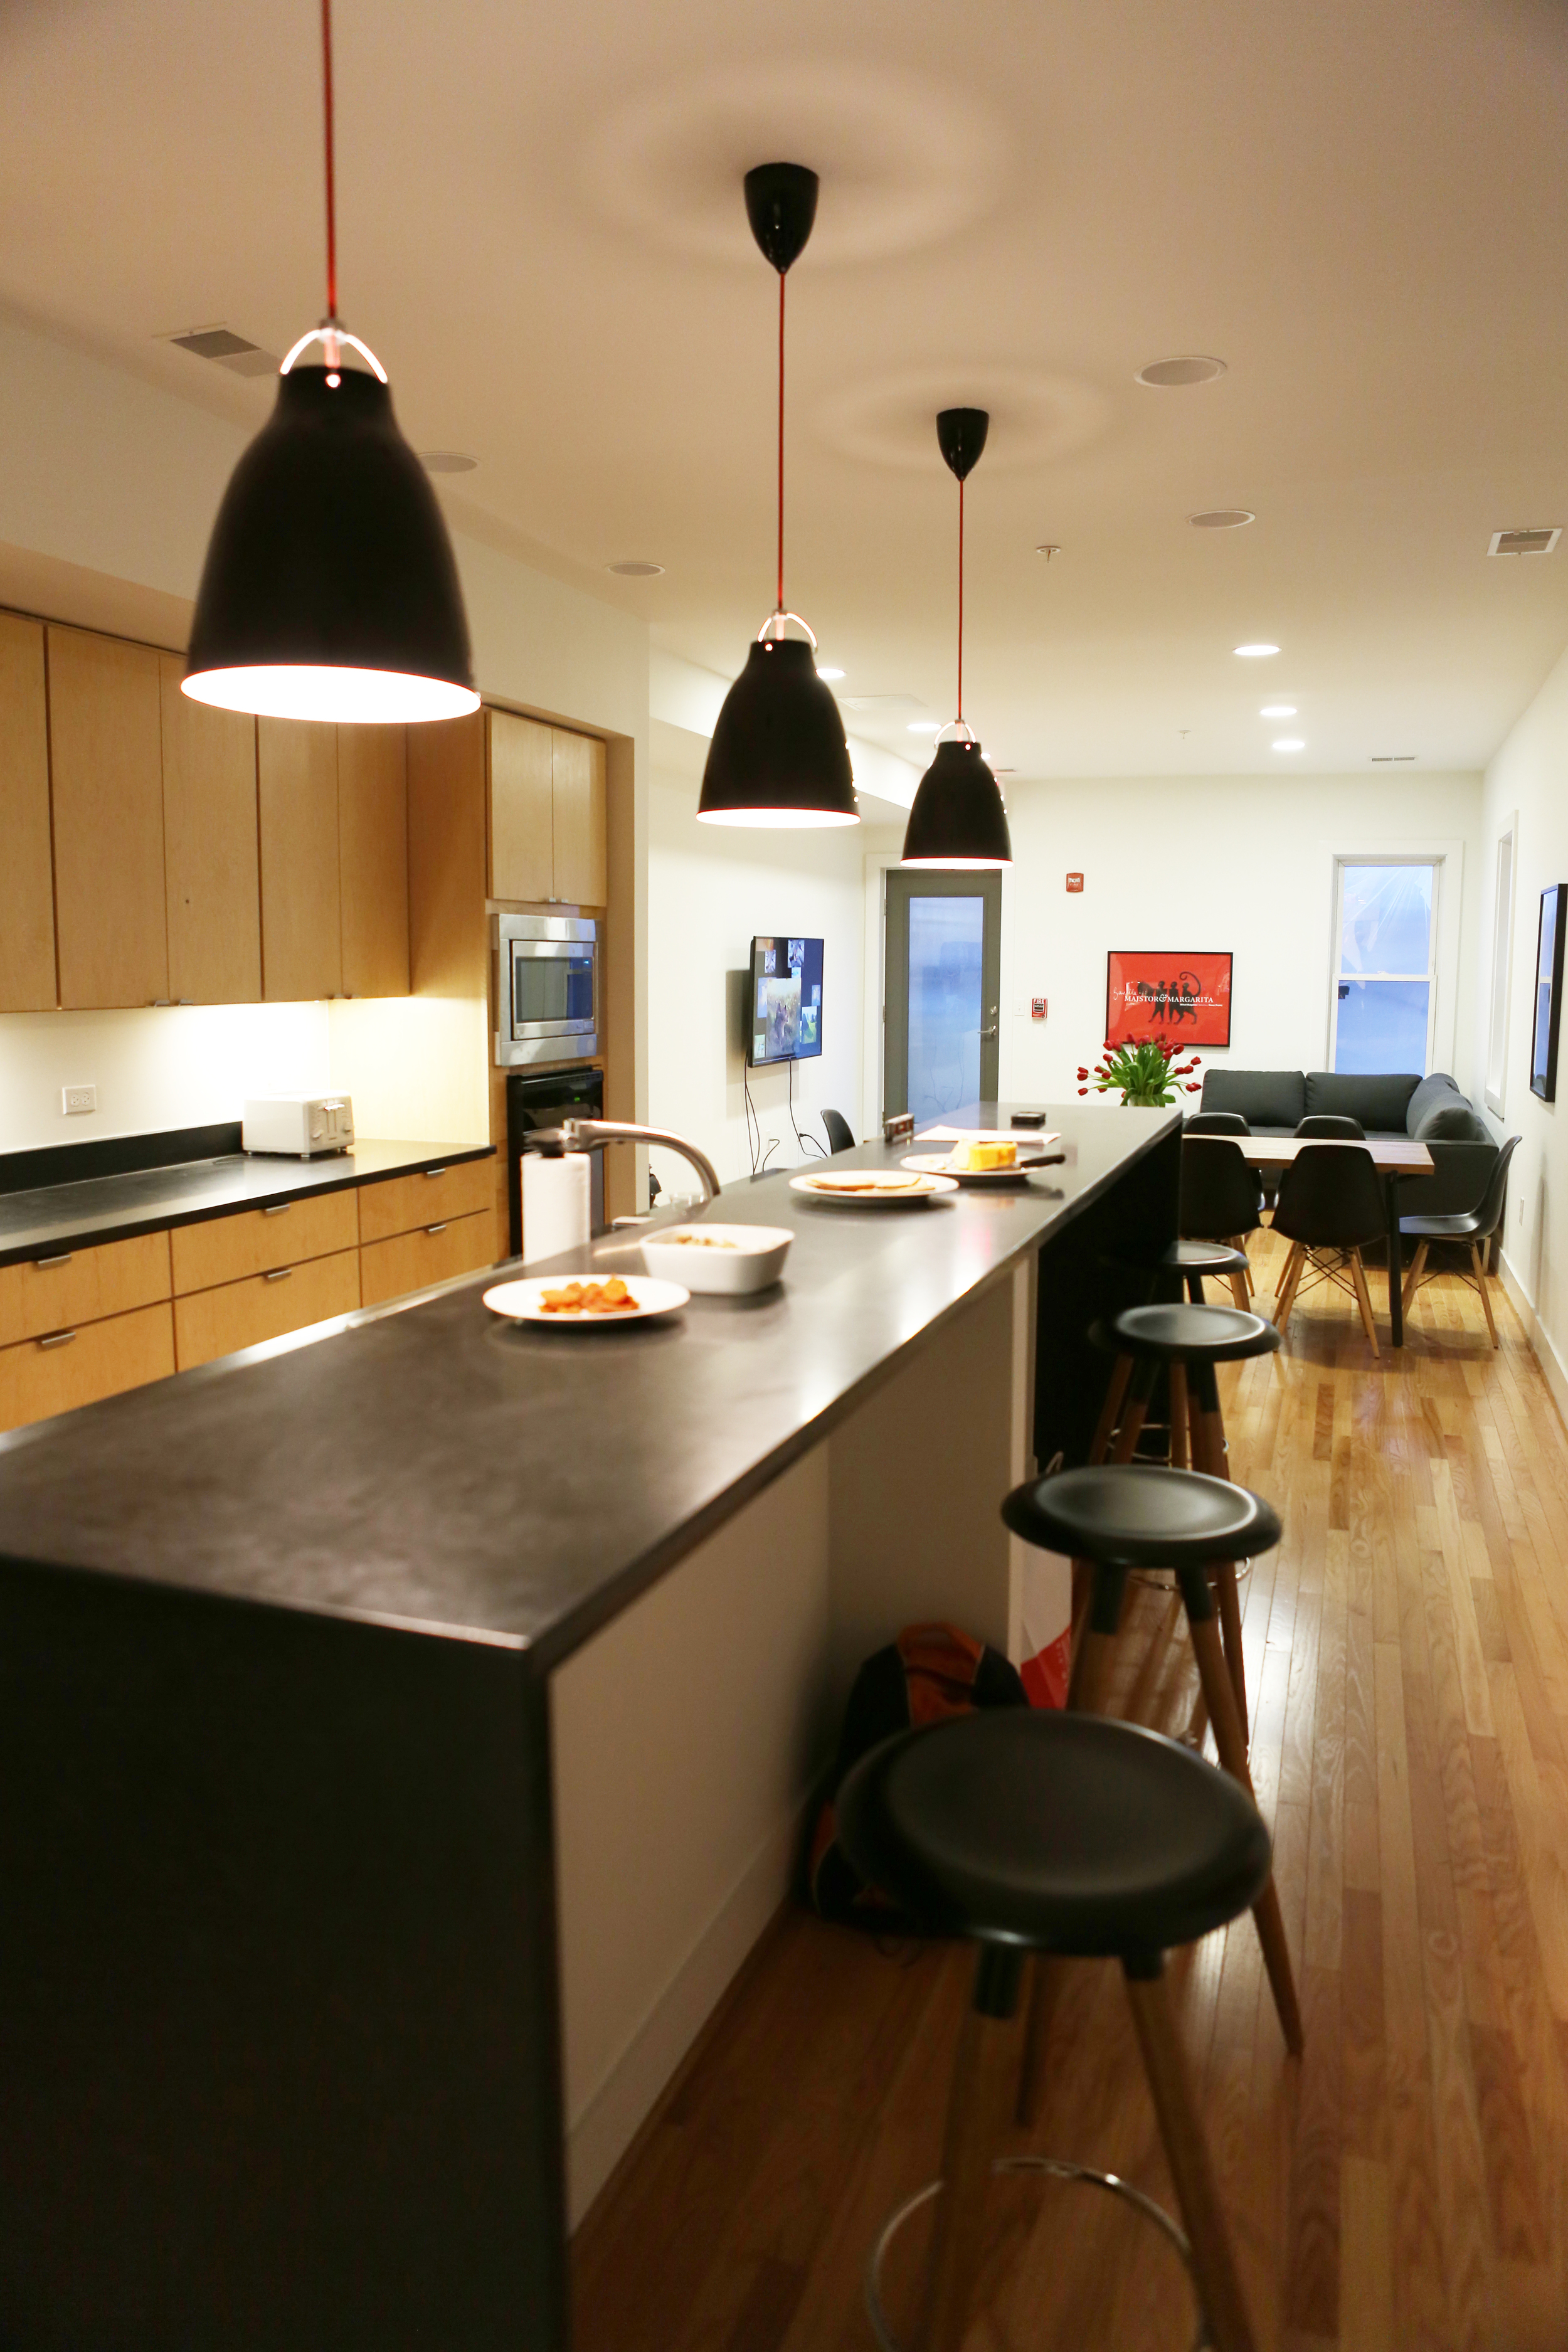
[[174, 1248, 361, 1372], [360, 1207, 496, 1307], [0, 1301, 175, 1432], [171, 1189, 359, 1295], [0, 1229, 171, 1346], [358, 1158, 492, 1245]]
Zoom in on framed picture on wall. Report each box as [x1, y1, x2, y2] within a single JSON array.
[[1530, 884, 1565, 1101], [1106, 950, 1233, 1047]]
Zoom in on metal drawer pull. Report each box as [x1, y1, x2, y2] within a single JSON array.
[[38, 1330, 77, 1350], [263, 1267, 294, 1283], [425, 1222, 449, 1236], [262, 1203, 292, 1217], [34, 1253, 73, 1269], [424, 1167, 448, 1179]]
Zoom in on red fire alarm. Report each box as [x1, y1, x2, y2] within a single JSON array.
[[1066, 872, 1084, 893], [1030, 997, 1048, 1020]]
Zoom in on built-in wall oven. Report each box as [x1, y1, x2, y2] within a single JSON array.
[[493, 913, 598, 1067], [505, 1064, 605, 1256]]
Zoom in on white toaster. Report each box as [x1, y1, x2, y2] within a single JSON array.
[[242, 1094, 355, 1158]]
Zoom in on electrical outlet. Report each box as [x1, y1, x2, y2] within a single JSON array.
[[62, 1085, 96, 1117]]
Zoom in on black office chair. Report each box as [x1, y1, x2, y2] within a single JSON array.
[[1272, 1142, 1387, 1353], [1401, 1133, 1520, 1348], [821, 1108, 856, 1155], [1186, 1110, 1251, 1135], [1180, 1136, 1265, 1303], [1295, 1113, 1365, 1140]]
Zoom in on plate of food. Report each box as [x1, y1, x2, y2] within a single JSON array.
[[902, 1136, 1061, 1185], [640, 1223, 793, 1294], [788, 1168, 959, 1207], [482, 1274, 689, 1325]]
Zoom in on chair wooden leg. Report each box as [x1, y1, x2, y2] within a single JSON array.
[[918, 1965, 1024, 2352], [1401, 1239, 1429, 1314], [1227, 1268, 1249, 1311], [1348, 1248, 1380, 1356], [1088, 1353, 1133, 1466], [1473, 1241, 1501, 1347], [1232, 1240, 1254, 1297], [1273, 1242, 1305, 1332], [1123, 1968, 1258, 2352], [1186, 1613, 1303, 2054], [1168, 1362, 1190, 1468]]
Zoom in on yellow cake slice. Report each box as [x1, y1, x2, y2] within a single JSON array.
[[948, 1139, 1017, 1172]]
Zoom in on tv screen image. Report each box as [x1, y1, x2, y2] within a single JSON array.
[[750, 936, 824, 1066]]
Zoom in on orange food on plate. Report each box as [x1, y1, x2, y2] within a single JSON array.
[[538, 1276, 638, 1316]]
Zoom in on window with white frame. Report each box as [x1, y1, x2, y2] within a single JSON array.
[[1485, 820, 1516, 1115], [1329, 857, 1441, 1075]]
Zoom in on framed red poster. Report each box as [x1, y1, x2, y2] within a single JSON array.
[[1106, 950, 1232, 1046]]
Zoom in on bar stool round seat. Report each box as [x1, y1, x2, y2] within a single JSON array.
[[839, 1708, 1271, 1961], [1002, 1462, 1281, 1568], [1166, 1236, 1249, 1279], [1091, 1301, 1281, 1364]]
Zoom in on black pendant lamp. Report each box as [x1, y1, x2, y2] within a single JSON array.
[[901, 408, 1013, 867], [183, 0, 477, 725], [697, 164, 858, 829]]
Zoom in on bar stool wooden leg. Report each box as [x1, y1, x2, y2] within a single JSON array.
[[1108, 1359, 1157, 1465], [1089, 1353, 1133, 1465], [1014, 1951, 1071, 2127], [919, 1946, 1024, 2352], [1190, 1361, 1248, 1730], [1123, 1962, 1258, 2352], [1168, 1361, 1190, 1469]]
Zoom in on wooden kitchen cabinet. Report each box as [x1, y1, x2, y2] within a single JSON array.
[[0, 1230, 172, 1347], [0, 1301, 175, 1433], [338, 726, 410, 997], [359, 1208, 495, 1306], [357, 1157, 492, 1246], [48, 627, 169, 1008], [551, 728, 607, 906], [489, 709, 554, 902], [159, 657, 262, 1005], [174, 1248, 361, 1372], [0, 613, 56, 1011], [171, 1190, 359, 1295], [258, 718, 342, 1000]]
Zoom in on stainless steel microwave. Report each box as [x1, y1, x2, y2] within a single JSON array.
[[493, 913, 599, 1067]]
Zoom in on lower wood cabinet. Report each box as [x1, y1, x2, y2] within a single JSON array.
[[357, 1157, 492, 1244], [0, 1229, 171, 1346], [0, 1303, 175, 1431], [171, 1190, 358, 1294], [359, 1208, 495, 1307], [174, 1248, 362, 1372]]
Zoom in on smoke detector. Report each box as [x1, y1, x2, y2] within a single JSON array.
[[1488, 527, 1560, 556], [607, 559, 664, 577], [1137, 355, 1226, 388], [162, 325, 277, 378], [1189, 509, 1254, 529]]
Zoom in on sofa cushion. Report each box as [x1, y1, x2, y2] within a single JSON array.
[[1202, 1068, 1305, 1128], [1414, 1099, 1489, 1143], [1303, 1070, 1420, 1130], [1406, 1071, 1463, 1135]]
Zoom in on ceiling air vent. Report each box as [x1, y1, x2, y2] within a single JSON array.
[[164, 326, 278, 378], [1370, 754, 1416, 763], [1488, 527, 1561, 556]]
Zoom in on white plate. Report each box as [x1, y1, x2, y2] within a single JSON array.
[[640, 1223, 793, 1293], [482, 1274, 690, 1325], [788, 1168, 959, 1207], [902, 1147, 1059, 1186]]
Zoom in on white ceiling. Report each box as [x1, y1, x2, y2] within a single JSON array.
[[4, 0, 1568, 777]]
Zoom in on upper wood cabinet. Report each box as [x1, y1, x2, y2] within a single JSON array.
[[0, 614, 56, 1011], [258, 718, 342, 1001], [48, 627, 169, 1009], [159, 657, 262, 1005], [489, 709, 607, 907], [338, 726, 410, 997]]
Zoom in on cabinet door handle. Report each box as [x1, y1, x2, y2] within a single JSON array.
[[262, 1204, 292, 1217], [423, 1167, 448, 1179], [38, 1330, 77, 1350], [263, 1267, 294, 1283], [34, 1253, 73, 1269], [425, 1222, 449, 1236]]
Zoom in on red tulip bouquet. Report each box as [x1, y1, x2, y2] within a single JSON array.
[[1078, 1036, 1202, 1108]]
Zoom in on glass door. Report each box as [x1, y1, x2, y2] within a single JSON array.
[[883, 869, 1004, 1120]]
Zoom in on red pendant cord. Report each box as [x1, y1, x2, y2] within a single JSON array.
[[776, 270, 787, 613], [320, 0, 339, 321], [956, 476, 965, 724]]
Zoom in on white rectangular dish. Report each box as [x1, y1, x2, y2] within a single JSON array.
[[639, 1223, 793, 1293]]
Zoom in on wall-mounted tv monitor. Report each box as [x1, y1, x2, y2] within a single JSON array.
[[749, 936, 824, 1066]]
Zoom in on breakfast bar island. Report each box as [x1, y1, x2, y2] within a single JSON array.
[[0, 1104, 1179, 2352]]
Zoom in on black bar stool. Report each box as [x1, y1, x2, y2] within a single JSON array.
[[1088, 1302, 1279, 1725], [1168, 1237, 1252, 1310], [1002, 1464, 1304, 2078], [838, 1707, 1269, 2352]]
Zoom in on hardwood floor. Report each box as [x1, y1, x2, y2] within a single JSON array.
[[572, 1229, 1568, 2350]]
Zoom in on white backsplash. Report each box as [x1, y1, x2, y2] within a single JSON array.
[[0, 1002, 331, 1155]]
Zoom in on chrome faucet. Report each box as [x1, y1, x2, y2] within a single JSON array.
[[529, 1118, 721, 1204]]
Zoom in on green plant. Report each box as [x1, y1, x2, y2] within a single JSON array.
[[1078, 1036, 1202, 1108]]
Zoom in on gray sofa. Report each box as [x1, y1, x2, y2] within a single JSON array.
[[1195, 1068, 1498, 1217]]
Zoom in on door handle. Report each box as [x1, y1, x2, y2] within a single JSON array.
[[34, 1253, 73, 1269], [38, 1330, 77, 1349], [425, 1222, 449, 1236], [262, 1203, 292, 1217], [423, 1167, 448, 1179], [979, 1026, 998, 1041], [263, 1267, 294, 1283]]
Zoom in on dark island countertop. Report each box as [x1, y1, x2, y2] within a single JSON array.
[[0, 1105, 1176, 1670], [0, 1138, 494, 1269]]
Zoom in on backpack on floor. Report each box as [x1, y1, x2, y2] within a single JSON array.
[[807, 1621, 1027, 1929]]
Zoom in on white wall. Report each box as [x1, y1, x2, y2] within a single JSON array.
[[0, 1002, 331, 1154], [993, 770, 1485, 1109]]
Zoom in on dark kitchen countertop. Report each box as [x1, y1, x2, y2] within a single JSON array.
[[0, 1139, 494, 1268], [0, 1105, 1175, 1670]]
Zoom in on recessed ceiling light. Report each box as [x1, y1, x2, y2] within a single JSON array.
[[1234, 642, 1280, 657], [817, 665, 845, 680], [607, 559, 664, 577], [1189, 509, 1254, 529], [1259, 703, 1296, 717], [1137, 355, 1227, 388], [421, 451, 478, 474], [1272, 737, 1306, 752], [907, 721, 941, 735]]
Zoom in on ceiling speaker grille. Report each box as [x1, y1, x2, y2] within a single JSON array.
[[1489, 527, 1560, 556]]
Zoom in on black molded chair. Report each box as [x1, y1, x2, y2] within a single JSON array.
[[1272, 1142, 1386, 1352], [1186, 1110, 1251, 1135], [1401, 1132, 1520, 1347], [1180, 1135, 1265, 1301], [1295, 1112, 1366, 1140], [821, 1108, 856, 1155], [838, 1707, 1269, 2352]]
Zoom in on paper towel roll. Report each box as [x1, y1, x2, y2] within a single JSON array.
[[522, 1151, 591, 1266]]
